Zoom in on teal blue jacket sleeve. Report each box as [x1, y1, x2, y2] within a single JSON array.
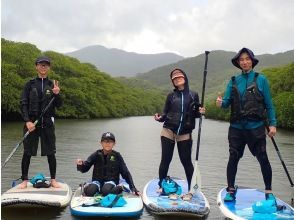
[[221, 79, 233, 108], [260, 76, 277, 126]]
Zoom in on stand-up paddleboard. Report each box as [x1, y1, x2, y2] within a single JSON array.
[[142, 178, 210, 217], [217, 187, 294, 220], [70, 183, 143, 217], [1, 181, 72, 208]]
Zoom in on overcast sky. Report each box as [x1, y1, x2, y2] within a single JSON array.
[[2, 0, 294, 57]]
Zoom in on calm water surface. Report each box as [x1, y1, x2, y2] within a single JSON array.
[[1, 116, 294, 219]]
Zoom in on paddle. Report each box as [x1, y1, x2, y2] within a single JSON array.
[[189, 51, 210, 193], [265, 126, 294, 204], [2, 97, 55, 168]]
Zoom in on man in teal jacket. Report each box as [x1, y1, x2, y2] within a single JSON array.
[[216, 47, 277, 202]]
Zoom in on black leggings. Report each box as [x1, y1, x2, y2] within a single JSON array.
[[159, 136, 194, 190], [21, 153, 57, 180], [83, 183, 123, 197]]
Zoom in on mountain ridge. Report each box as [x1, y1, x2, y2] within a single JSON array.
[[66, 45, 184, 76]]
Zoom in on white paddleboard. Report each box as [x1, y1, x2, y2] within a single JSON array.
[[217, 186, 294, 220], [1, 181, 72, 208], [142, 177, 210, 217]]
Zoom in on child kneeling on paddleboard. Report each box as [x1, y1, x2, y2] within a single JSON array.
[[76, 132, 139, 197]]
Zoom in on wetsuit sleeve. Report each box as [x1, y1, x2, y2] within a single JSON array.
[[261, 77, 277, 126], [159, 93, 172, 122], [20, 82, 31, 122], [53, 93, 62, 108], [192, 92, 201, 118], [118, 153, 137, 192], [77, 151, 97, 173], [221, 79, 233, 108]]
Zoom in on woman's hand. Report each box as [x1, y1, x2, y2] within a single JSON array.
[[199, 107, 206, 114], [154, 113, 162, 121], [75, 159, 83, 165]]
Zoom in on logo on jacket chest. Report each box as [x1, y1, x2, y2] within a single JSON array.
[[45, 89, 51, 96], [110, 155, 116, 161]]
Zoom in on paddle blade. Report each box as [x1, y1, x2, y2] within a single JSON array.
[[190, 161, 201, 193]]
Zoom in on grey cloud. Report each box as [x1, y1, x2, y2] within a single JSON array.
[[2, 0, 294, 56]]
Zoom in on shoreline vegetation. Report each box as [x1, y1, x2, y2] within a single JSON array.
[[2, 38, 294, 129]]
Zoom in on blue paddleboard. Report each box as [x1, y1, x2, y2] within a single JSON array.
[[217, 187, 294, 220], [142, 178, 210, 217], [70, 180, 143, 217]]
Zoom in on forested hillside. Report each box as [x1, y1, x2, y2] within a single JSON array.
[[1, 38, 164, 120], [2, 38, 293, 129], [135, 50, 294, 100]]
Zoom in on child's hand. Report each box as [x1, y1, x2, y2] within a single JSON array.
[[52, 80, 60, 95], [133, 190, 141, 196], [135, 191, 141, 196], [76, 159, 83, 165]]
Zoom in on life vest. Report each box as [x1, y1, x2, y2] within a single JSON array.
[[28, 79, 54, 117], [164, 91, 199, 133], [230, 72, 266, 122], [92, 150, 120, 184]]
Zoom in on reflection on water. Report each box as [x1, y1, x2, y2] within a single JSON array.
[[1, 117, 294, 219], [1, 207, 64, 220]]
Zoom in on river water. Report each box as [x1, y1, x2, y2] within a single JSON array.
[[1, 117, 294, 219]]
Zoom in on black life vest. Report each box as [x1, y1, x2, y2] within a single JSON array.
[[164, 91, 199, 133], [230, 72, 266, 123], [28, 79, 54, 117], [92, 150, 120, 184]]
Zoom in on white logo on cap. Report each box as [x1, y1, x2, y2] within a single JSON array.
[[106, 132, 111, 137]]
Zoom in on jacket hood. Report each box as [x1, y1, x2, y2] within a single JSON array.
[[170, 68, 189, 92], [231, 47, 259, 69]]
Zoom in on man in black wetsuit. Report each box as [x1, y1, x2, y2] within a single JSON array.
[[19, 56, 62, 189]]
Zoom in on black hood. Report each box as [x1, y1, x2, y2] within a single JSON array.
[[231, 47, 259, 69], [170, 68, 190, 92]]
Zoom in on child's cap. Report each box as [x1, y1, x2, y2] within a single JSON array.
[[101, 132, 115, 142]]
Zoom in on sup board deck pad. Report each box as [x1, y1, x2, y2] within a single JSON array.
[[217, 186, 294, 220], [142, 178, 210, 217], [1, 181, 72, 208], [70, 184, 143, 217]]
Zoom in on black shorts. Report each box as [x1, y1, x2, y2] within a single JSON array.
[[23, 124, 56, 156], [228, 125, 266, 158]]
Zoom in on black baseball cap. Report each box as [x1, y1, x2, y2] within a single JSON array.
[[35, 56, 51, 65], [101, 132, 115, 142]]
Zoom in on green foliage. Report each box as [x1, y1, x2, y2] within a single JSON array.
[[205, 101, 230, 121], [273, 92, 294, 128], [1, 38, 164, 120], [263, 63, 294, 129]]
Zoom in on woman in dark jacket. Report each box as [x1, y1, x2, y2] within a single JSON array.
[[154, 68, 205, 194]]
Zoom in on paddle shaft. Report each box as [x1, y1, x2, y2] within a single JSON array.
[[195, 51, 210, 161], [190, 51, 210, 192], [2, 97, 55, 168], [265, 126, 294, 187]]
